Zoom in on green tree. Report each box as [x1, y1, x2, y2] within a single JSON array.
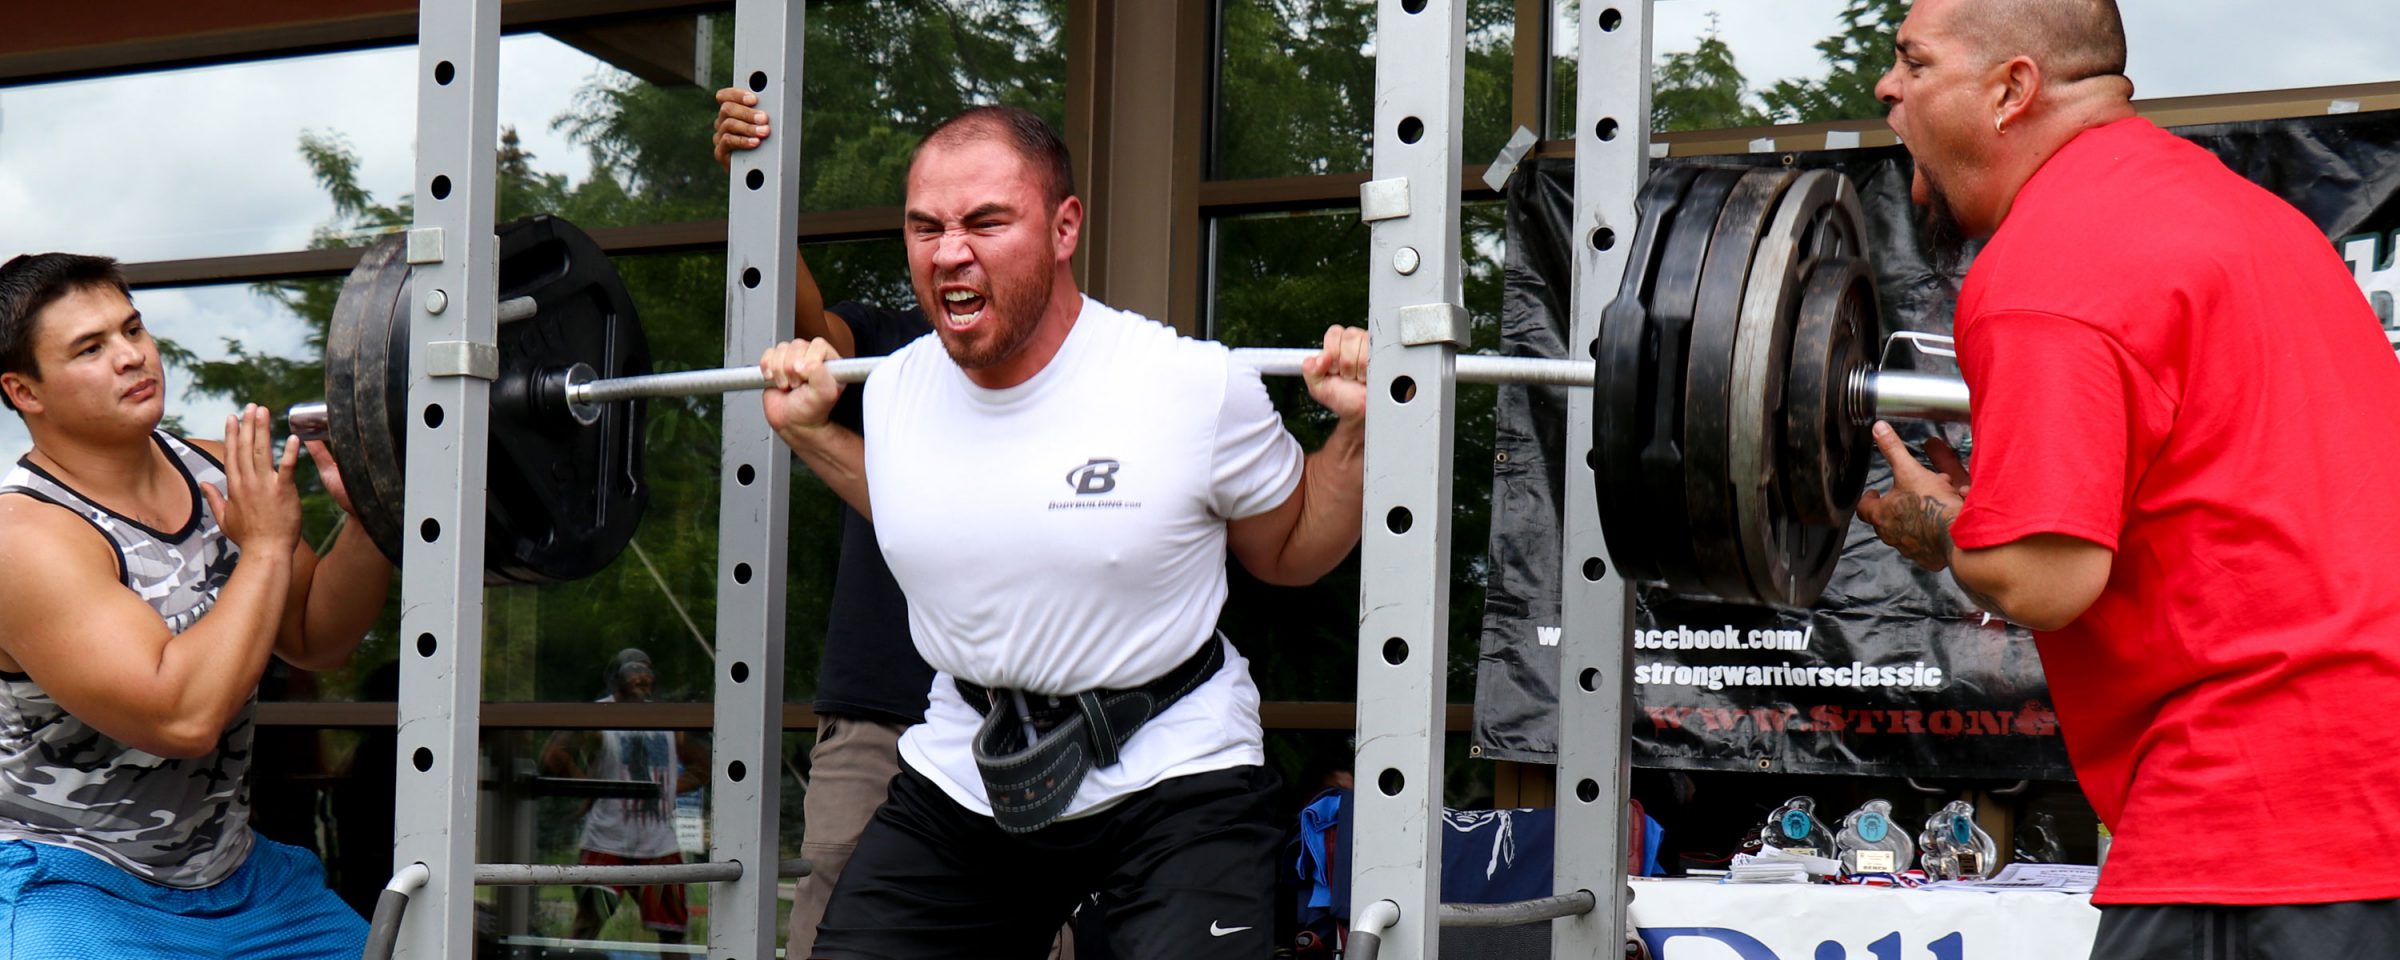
[[1759, 0, 1909, 123], [1654, 30, 1772, 132]]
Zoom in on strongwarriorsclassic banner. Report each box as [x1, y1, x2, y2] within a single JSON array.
[[1475, 109, 2400, 778]]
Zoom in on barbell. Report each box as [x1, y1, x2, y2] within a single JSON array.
[[295, 169, 1966, 605]]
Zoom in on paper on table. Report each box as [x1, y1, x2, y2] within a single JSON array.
[[1921, 862, 2099, 893]]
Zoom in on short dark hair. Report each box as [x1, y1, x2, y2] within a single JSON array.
[[911, 105, 1078, 209], [0, 253, 131, 413]]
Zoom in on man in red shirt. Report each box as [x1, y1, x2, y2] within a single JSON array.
[[1857, 0, 2400, 954]]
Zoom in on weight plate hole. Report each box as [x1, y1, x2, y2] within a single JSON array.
[[1386, 507, 1413, 535], [417, 633, 437, 658], [413, 748, 434, 773], [1379, 769, 1405, 796], [1382, 637, 1408, 665]]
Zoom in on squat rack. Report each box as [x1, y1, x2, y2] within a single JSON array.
[[383, 0, 1649, 957]]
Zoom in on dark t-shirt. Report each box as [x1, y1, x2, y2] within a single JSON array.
[[813, 301, 936, 724]]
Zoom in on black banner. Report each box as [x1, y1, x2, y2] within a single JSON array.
[[1475, 110, 2400, 779]]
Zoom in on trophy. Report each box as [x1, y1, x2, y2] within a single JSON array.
[[1762, 796, 1836, 859], [1834, 799, 1915, 875], [1919, 800, 1998, 880]]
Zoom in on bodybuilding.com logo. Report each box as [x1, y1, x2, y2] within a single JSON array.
[[1066, 458, 1121, 495]]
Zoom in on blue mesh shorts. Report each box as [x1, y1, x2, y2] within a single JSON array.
[[0, 837, 366, 959]]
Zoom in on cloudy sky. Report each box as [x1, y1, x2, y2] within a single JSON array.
[[3, 1, 2397, 465]]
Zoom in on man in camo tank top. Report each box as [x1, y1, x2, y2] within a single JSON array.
[[0, 253, 393, 958]]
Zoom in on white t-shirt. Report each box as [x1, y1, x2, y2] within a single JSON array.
[[866, 296, 1305, 818], [578, 696, 684, 859]]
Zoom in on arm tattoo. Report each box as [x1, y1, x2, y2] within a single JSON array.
[[1879, 493, 1957, 571], [1949, 569, 2013, 621]]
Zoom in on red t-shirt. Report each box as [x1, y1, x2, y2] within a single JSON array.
[[1951, 117, 2400, 905]]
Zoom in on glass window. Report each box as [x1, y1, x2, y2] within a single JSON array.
[[0, 36, 614, 263], [1550, 0, 2400, 138], [1214, 0, 1518, 181], [1206, 200, 1507, 704]]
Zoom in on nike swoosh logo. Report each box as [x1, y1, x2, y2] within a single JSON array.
[[1209, 921, 1253, 937]]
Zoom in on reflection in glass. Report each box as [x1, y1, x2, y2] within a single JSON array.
[[1214, 0, 1517, 180], [1206, 202, 1507, 704]]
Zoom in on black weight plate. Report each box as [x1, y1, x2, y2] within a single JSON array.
[[1785, 255, 1877, 532], [1634, 167, 1745, 591], [483, 216, 650, 584], [1681, 168, 1796, 605], [1595, 165, 1702, 582], [1728, 171, 1869, 607], [323, 235, 409, 566]]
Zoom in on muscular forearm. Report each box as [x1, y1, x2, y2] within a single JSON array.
[[151, 550, 293, 755], [1256, 416, 1366, 585], [286, 520, 393, 671], [780, 422, 871, 519]]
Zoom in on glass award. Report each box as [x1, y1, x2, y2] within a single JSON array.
[[1919, 800, 1998, 880], [1762, 796, 1836, 859], [1834, 799, 1915, 875]]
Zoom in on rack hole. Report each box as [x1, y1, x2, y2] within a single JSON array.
[[1379, 769, 1405, 796], [1583, 557, 1607, 581], [743, 267, 762, 288], [1577, 779, 1600, 803], [729, 761, 748, 782], [1580, 667, 1600, 692], [748, 70, 768, 92], [1403, 0, 1428, 12], [1398, 116, 1425, 144], [423, 404, 444, 429], [1382, 637, 1409, 665], [1389, 376, 1415, 404], [746, 168, 765, 191], [417, 633, 437, 658], [1596, 118, 1620, 142], [1599, 7, 1623, 31], [734, 563, 754, 584], [1590, 227, 1616, 251], [430, 176, 452, 200], [413, 748, 434, 772], [434, 61, 456, 85], [1385, 507, 1413, 535], [732, 661, 751, 683], [420, 518, 441, 543], [737, 464, 756, 486]]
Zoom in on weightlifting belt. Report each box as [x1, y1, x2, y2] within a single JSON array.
[[956, 636, 1225, 834]]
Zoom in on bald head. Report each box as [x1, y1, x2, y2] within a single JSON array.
[[1950, 0, 2129, 91]]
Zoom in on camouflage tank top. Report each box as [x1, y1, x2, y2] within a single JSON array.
[[0, 432, 256, 888]]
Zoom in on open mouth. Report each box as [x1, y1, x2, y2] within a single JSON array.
[[941, 286, 987, 328]]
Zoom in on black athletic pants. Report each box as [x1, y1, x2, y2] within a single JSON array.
[[2093, 899, 2400, 959], [811, 762, 1282, 960]]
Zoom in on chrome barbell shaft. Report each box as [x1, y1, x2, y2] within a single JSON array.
[[563, 348, 1971, 421]]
